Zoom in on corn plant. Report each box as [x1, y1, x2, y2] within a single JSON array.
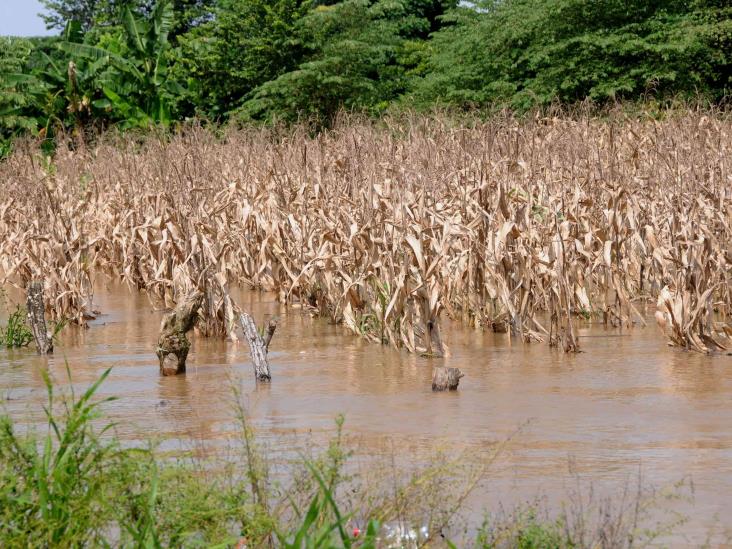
[[1, 110, 730, 353]]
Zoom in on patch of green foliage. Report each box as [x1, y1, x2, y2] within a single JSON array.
[[61, 1, 183, 128], [41, 0, 215, 39], [0, 0, 729, 146], [0, 306, 33, 348], [0, 1, 182, 154], [0, 367, 379, 547], [0, 367, 121, 546], [239, 0, 457, 124], [176, 0, 312, 119], [476, 507, 566, 548], [414, 0, 732, 110]]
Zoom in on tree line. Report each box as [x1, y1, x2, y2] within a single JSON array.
[[1, 0, 730, 153]]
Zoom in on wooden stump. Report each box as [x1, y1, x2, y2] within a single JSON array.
[[156, 291, 203, 376], [422, 319, 445, 357], [263, 318, 277, 352], [26, 281, 53, 355], [239, 313, 276, 382], [432, 366, 463, 391]]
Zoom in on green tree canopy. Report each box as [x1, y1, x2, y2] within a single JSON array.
[[414, 0, 732, 110], [240, 0, 457, 123], [40, 0, 102, 31], [3, 0, 729, 154], [40, 0, 214, 39], [176, 0, 312, 119]]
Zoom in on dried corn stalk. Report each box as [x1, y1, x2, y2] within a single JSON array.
[[1, 111, 730, 354]]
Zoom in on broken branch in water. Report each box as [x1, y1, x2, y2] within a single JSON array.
[[239, 313, 276, 382]]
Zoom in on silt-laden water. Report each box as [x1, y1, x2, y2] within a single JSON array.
[[2, 283, 731, 544]]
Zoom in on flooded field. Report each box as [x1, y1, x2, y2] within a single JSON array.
[[2, 283, 732, 544]]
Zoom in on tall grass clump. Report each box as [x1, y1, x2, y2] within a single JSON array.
[[0, 367, 366, 547], [0, 366, 475, 547], [0, 367, 121, 546], [1, 109, 730, 353]]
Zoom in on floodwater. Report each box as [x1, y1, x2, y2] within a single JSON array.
[[2, 283, 732, 544]]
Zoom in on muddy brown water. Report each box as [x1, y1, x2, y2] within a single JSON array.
[[2, 283, 732, 544]]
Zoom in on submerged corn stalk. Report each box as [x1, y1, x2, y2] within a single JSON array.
[[0, 111, 730, 353]]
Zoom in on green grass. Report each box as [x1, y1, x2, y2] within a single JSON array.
[[477, 508, 567, 548], [0, 368, 382, 548]]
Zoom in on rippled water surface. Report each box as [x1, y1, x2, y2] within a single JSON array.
[[2, 283, 732, 544]]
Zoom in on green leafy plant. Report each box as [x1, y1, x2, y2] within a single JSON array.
[[0, 306, 33, 348], [0, 367, 120, 546], [279, 460, 380, 549], [59, 0, 182, 128], [0, 23, 112, 153]]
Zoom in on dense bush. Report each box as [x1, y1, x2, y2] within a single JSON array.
[[176, 0, 312, 119], [414, 0, 732, 110]]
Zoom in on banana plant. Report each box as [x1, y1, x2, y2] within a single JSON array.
[[0, 23, 107, 154], [57, 0, 181, 128]]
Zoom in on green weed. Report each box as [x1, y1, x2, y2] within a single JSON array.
[[0, 366, 120, 546], [0, 305, 33, 348]]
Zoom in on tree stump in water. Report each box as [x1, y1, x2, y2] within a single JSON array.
[[432, 366, 463, 391], [239, 313, 276, 381], [156, 291, 203, 376], [26, 280, 53, 355], [262, 318, 277, 353]]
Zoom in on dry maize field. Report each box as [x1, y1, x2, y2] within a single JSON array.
[[1, 111, 731, 355]]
